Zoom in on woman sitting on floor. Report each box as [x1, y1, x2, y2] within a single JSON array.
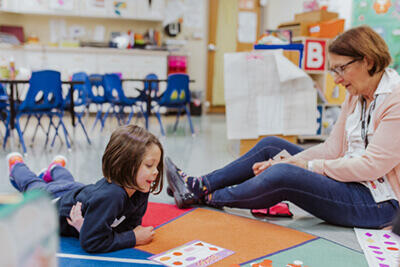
[[166, 25, 400, 228]]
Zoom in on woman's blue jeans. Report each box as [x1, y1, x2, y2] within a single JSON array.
[[11, 163, 85, 198], [202, 136, 398, 228]]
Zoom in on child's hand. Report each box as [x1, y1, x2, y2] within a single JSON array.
[[67, 201, 84, 233], [133, 225, 155, 246]]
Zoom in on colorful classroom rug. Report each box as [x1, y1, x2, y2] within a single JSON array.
[[58, 202, 367, 266]]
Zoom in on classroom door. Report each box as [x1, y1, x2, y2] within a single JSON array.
[[206, 0, 261, 113]]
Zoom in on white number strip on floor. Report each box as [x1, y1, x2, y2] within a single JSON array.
[[56, 253, 161, 265]]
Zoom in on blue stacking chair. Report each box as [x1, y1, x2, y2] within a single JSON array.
[[137, 73, 160, 100], [144, 73, 159, 95], [0, 83, 8, 108], [152, 73, 195, 136], [102, 73, 147, 129], [63, 72, 91, 144], [136, 73, 159, 129], [0, 83, 9, 145], [4, 70, 70, 154], [88, 74, 107, 132]]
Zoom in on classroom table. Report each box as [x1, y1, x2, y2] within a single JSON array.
[[0, 79, 84, 149]]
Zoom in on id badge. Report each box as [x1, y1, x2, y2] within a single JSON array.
[[365, 177, 394, 203]]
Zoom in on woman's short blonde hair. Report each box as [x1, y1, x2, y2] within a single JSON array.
[[102, 125, 164, 194], [329, 25, 392, 76]]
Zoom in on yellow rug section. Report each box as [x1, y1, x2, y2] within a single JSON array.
[[140, 208, 316, 266]]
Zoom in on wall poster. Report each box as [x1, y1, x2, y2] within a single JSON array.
[[352, 0, 400, 71]]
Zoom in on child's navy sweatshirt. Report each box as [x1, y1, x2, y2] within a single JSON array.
[[56, 178, 149, 253]]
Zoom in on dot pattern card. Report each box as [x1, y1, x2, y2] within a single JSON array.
[[355, 228, 400, 267], [148, 240, 235, 267]]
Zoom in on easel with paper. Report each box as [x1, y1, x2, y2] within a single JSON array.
[[224, 50, 317, 141]]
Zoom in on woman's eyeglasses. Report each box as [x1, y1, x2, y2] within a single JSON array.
[[328, 58, 362, 77]]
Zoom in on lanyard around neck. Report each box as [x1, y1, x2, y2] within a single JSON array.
[[361, 97, 377, 148]]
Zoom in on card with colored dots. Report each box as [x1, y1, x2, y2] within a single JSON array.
[[355, 228, 400, 267], [148, 240, 235, 266]]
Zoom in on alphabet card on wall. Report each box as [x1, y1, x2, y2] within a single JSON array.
[[354, 228, 400, 267], [148, 240, 235, 266]]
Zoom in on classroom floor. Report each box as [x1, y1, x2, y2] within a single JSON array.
[[0, 113, 362, 253]]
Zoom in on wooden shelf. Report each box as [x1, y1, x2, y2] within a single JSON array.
[[0, 0, 165, 22]]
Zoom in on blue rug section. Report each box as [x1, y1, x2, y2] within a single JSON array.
[[59, 237, 159, 266]]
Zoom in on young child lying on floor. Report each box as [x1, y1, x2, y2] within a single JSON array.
[[7, 125, 164, 253]]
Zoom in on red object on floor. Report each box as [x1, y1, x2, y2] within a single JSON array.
[[251, 203, 293, 218], [142, 202, 193, 228]]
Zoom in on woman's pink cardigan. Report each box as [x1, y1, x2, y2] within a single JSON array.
[[294, 85, 400, 200]]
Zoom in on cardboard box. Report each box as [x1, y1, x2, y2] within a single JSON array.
[[278, 21, 315, 37], [309, 18, 345, 38], [295, 10, 338, 23]]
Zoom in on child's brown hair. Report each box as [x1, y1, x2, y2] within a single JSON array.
[[102, 125, 163, 194]]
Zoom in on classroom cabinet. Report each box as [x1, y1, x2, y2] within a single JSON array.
[[0, 45, 167, 78], [0, 44, 167, 114], [0, 44, 168, 93], [131, 55, 167, 79], [0, 48, 24, 69], [45, 50, 97, 80], [24, 50, 47, 71], [96, 53, 167, 96], [97, 54, 131, 77]]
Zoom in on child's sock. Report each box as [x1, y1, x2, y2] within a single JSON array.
[[6, 152, 24, 190], [178, 170, 208, 201], [42, 155, 67, 183], [7, 152, 24, 172]]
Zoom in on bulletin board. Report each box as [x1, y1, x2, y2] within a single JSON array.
[[352, 0, 400, 71]]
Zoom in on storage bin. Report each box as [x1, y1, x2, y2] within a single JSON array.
[[168, 55, 187, 74], [309, 18, 345, 38]]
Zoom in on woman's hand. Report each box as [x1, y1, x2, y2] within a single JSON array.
[[253, 157, 308, 176], [253, 159, 273, 176], [67, 201, 84, 233], [133, 225, 155, 246]]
